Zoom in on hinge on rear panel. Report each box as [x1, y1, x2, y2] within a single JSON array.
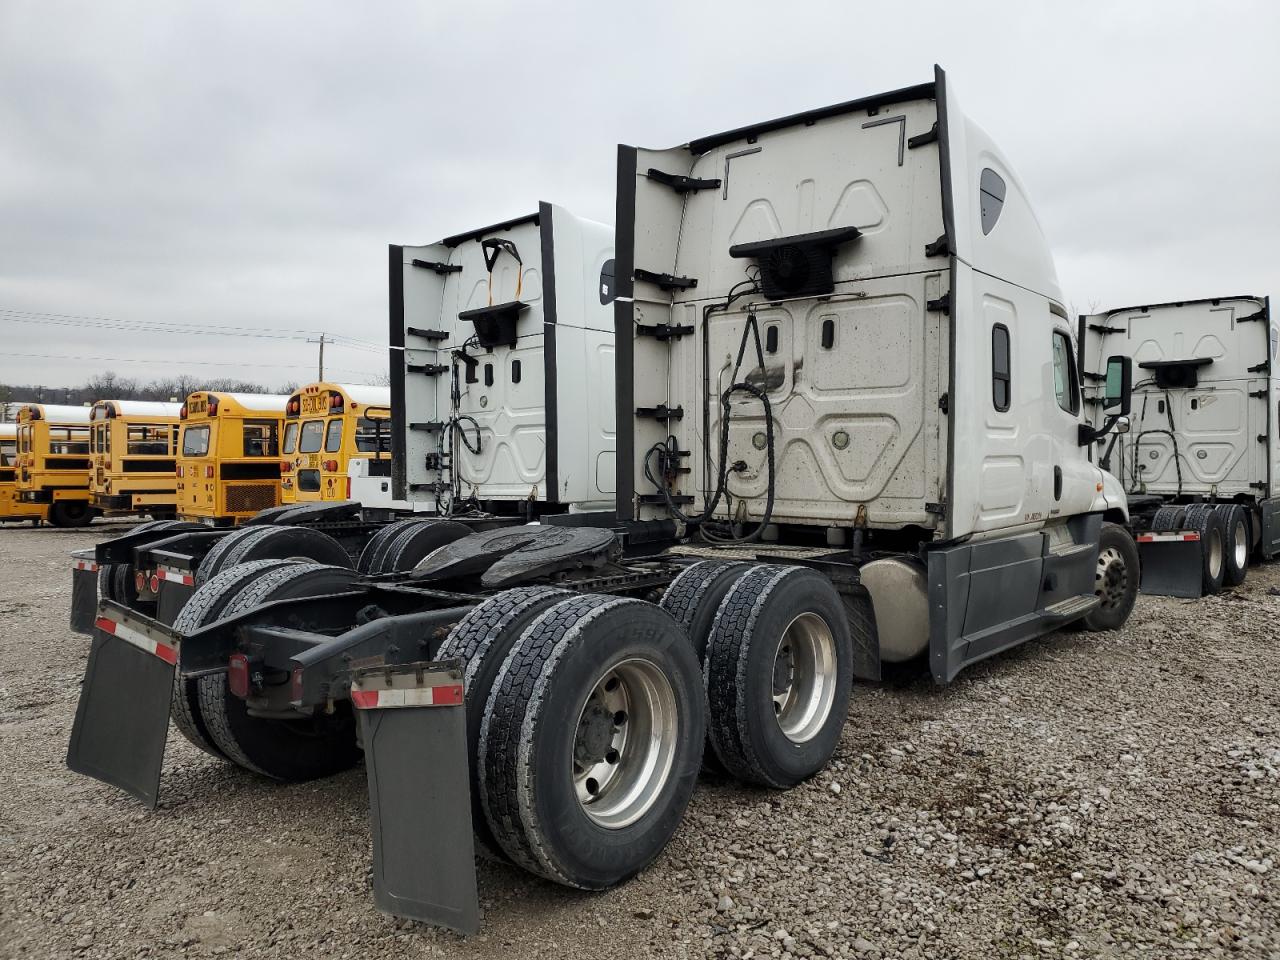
[[409, 421, 443, 432], [407, 363, 448, 376], [926, 292, 950, 315], [634, 268, 698, 291], [925, 501, 946, 517], [407, 327, 449, 341], [938, 393, 949, 414], [646, 168, 721, 194], [908, 122, 938, 148], [636, 322, 695, 341], [924, 234, 950, 257], [411, 259, 462, 275], [1249, 389, 1268, 399], [1088, 324, 1125, 334], [1238, 310, 1266, 323], [636, 404, 684, 420], [1251, 482, 1268, 490], [1249, 360, 1270, 374]]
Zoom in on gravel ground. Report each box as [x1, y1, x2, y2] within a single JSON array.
[[1, 522, 1277, 959]]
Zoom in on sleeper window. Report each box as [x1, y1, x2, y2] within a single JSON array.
[[992, 324, 1011, 411]]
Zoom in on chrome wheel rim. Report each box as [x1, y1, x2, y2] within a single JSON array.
[[1095, 546, 1129, 610], [1208, 528, 1224, 580], [771, 613, 837, 743], [572, 658, 677, 829], [1233, 519, 1248, 569]]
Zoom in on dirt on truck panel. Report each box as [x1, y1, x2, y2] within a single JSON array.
[[7, 527, 1280, 958]]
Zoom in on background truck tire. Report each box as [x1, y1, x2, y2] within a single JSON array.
[[477, 594, 704, 889], [658, 560, 755, 662], [1185, 505, 1226, 595], [1151, 505, 1186, 532], [381, 519, 471, 573], [703, 565, 853, 789], [1081, 522, 1141, 632], [435, 586, 570, 860], [169, 558, 304, 759], [196, 525, 351, 587], [1217, 504, 1250, 587], [97, 564, 120, 604], [355, 518, 422, 573], [195, 563, 364, 780]]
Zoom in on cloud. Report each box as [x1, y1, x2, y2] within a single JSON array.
[[1, 0, 1277, 386]]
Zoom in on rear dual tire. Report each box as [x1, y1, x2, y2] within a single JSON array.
[[195, 524, 351, 587]]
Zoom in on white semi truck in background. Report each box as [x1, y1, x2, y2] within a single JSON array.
[[1081, 294, 1278, 595], [68, 67, 1141, 933]]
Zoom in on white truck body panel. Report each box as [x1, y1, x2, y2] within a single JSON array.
[[617, 67, 1120, 541], [391, 204, 616, 511], [1081, 296, 1276, 499]]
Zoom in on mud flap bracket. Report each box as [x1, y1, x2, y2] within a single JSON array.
[[66, 604, 178, 808], [354, 660, 478, 934]]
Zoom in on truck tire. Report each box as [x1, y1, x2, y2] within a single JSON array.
[[436, 586, 570, 860], [195, 563, 364, 780], [169, 558, 303, 759], [658, 560, 755, 662], [381, 519, 471, 573], [196, 525, 351, 587], [1217, 504, 1250, 587], [703, 565, 853, 788], [356, 519, 422, 573], [477, 595, 704, 888], [50, 500, 94, 528], [1080, 522, 1140, 632], [97, 564, 120, 604], [112, 564, 141, 609], [1186, 506, 1226, 595], [1151, 505, 1186, 533]]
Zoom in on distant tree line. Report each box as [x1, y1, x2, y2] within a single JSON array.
[[0, 372, 299, 421]]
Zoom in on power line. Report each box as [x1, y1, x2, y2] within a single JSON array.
[[0, 307, 388, 351], [0, 350, 380, 378]]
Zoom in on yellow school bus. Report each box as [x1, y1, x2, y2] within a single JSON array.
[[1, 422, 48, 524], [281, 383, 392, 503], [90, 400, 183, 516], [176, 392, 288, 525], [15, 404, 97, 527]]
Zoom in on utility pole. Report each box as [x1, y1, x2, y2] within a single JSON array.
[[307, 333, 326, 380]]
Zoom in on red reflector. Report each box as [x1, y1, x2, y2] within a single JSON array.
[[228, 654, 251, 699], [345, 476, 351, 499], [351, 689, 379, 709], [150, 574, 161, 593], [176, 465, 183, 478], [94, 616, 116, 634], [153, 644, 178, 666], [205, 465, 214, 479], [280, 461, 290, 473]]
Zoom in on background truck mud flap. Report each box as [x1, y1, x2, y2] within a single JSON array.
[[66, 606, 178, 808], [70, 552, 99, 634], [1137, 531, 1205, 598], [353, 661, 478, 934]]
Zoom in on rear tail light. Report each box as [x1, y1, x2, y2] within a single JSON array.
[[207, 397, 219, 415], [228, 654, 251, 699], [179, 404, 188, 420], [324, 459, 339, 472], [135, 571, 146, 592], [149, 573, 161, 593], [345, 476, 351, 499], [205, 465, 214, 479], [280, 461, 290, 473], [176, 465, 183, 478]]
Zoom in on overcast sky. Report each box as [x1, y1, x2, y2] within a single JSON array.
[[2, 0, 1277, 389]]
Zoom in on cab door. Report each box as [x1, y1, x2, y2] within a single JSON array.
[[1050, 323, 1098, 518]]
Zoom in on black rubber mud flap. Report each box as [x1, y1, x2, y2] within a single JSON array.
[[66, 605, 179, 808], [354, 661, 478, 934], [1136, 531, 1205, 598], [70, 552, 99, 635]]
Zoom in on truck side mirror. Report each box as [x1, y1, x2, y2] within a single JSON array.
[[1104, 355, 1132, 416]]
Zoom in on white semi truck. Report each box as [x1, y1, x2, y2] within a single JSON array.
[[1081, 295, 1279, 595], [68, 67, 1139, 934]]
